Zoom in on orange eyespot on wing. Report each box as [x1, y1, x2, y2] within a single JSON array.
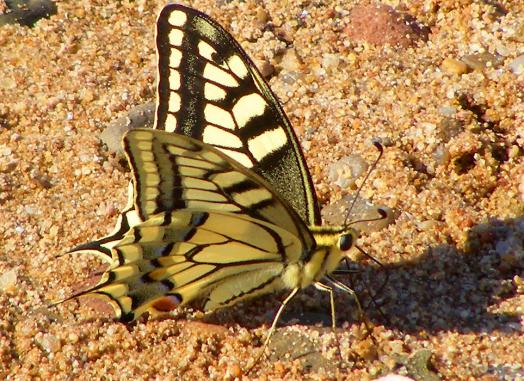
[[151, 294, 182, 312]]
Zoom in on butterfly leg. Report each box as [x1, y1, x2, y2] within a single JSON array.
[[314, 281, 337, 331], [314, 281, 345, 367], [325, 275, 362, 314], [246, 287, 300, 373], [325, 275, 380, 365]]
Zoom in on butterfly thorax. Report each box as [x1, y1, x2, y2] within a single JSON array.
[[282, 226, 359, 290]]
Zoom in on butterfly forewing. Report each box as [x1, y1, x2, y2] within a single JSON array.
[[125, 129, 314, 248], [155, 4, 320, 225]]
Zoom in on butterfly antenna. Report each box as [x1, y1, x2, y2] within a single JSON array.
[[343, 141, 384, 228]]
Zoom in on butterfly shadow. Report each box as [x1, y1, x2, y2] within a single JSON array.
[[353, 215, 523, 336]]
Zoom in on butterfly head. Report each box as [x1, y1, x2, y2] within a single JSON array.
[[338, 230, 355, 252], [307, 226, 360, 281], [334, 227, 360, 266]]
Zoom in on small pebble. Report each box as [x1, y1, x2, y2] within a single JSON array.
[[100, 101, 155, 154], [509, 23, 524, 43], [441, 58, 469, 75], [327, 155, 368, 189], [0, 269, 17, 291], [254, 8, 268, 28], [461, 52, 504, 70], [279, 48, 303, 72], [225, 363, 242, 378], [254, 58, 274, 78], [345, 4, 428, 47], [322, 195, 394, 232], [322, 53, 340, 71], [40, 334, 62, 353], [509, 54, 524, 75]]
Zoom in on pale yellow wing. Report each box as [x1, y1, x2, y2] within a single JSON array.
[[125, 128, 314, 248], [65, 209, 303, 321]]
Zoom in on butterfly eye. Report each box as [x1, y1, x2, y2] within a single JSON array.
[[338, 233, 353, 251]]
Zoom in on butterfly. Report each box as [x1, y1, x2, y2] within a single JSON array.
[[55, 3, 380, 365]]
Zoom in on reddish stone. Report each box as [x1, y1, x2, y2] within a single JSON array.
[[346, 4, 429, 47]]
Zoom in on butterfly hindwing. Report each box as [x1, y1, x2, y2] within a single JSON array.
[[155, 4, 320, 225], [66, 182, 141, 262]]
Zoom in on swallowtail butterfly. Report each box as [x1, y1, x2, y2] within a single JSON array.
[[56, 4, 380, 366]]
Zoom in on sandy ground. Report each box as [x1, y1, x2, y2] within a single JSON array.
[[1, 0, 523, 380]]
